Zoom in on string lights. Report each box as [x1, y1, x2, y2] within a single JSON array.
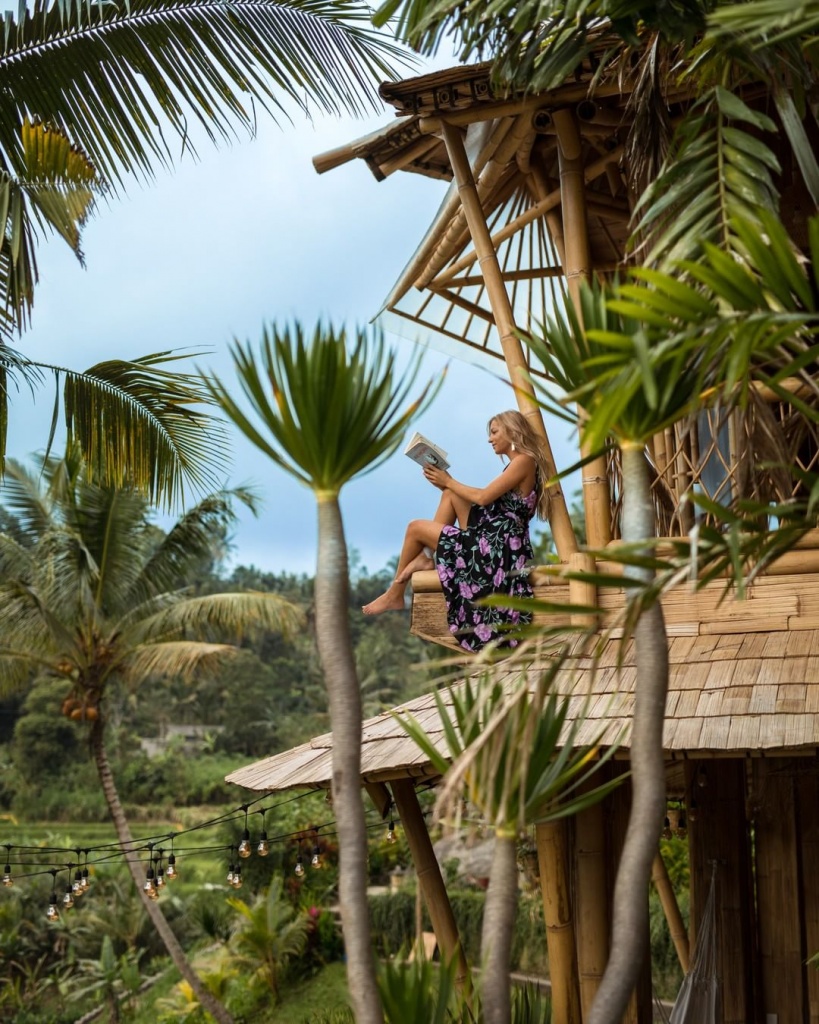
[[0, 789, 400, 921]]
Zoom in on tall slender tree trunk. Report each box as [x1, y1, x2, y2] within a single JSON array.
[[89, 718, 234, 1024], [480, 834, 519, 1024], [314, 494, 383, 1024], [588, 444, 668, 1024]]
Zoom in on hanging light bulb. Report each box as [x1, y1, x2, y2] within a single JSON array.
[[676, 811, 688, 840], [46, 873, 59, 922], [81, 867, 90, 892], [294, 855, 305, 877], [257, 831, 270, 857], [226, 863, 236, 885], [688, 799, 698, 823], [166, 854, 178, 882], [697, 765, 708, 788], [143, 868, 157, 897], [386, 818, 397, 845], [2, 864, 12, 888], [311, 844, 322, 868], [156, 865, 166, 889], [231, 865, 243, 889], [62, 883, 75, 910], [238, 829, 252, 859], [72, 868, 84, 895], [661, 817, 673, 840]]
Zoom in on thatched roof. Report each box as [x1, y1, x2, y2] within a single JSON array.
[[226, 581, 819, 796]]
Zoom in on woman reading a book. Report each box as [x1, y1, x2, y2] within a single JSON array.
[[362, 410, 551, 652]]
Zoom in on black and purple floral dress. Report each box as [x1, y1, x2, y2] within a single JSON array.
[[435, 484, 536, 652]]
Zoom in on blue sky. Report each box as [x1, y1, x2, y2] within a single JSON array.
[[10, 71, 578, 577]]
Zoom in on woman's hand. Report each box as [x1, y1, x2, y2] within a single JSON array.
[[423, 465, 450, 490]]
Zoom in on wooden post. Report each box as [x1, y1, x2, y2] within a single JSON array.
[[440, 119, 578, 563], [552, 108, 612, 551], [651, 850, 690, 973], [687, 759, 755, 1023], [797, 758, 819, 1024], [390, 778, 471, 989], [535, 820, 582, 1024], [753, 758, 805, 1023]]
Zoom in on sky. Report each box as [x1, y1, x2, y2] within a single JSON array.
[[10, 61, 579, 578]]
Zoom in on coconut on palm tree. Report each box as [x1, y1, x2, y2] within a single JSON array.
[[0, 452, 304, 1024], [208, 322, 438, 1024]]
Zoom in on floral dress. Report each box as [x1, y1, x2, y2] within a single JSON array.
[[435, 483, 536, 652]]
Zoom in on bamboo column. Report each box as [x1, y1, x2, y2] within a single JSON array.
[[551, 108, 611, 551], [797, 759, 819, 1024], [651, 850, 690, 972], [390, 778, 471, 989], [535, 821, 582, 1024], [440, 119, 578, 562]]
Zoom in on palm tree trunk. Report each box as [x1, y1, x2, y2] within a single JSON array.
[[588, 444, 668, 1024], [314, 495, 382, 1024], [89, 718, 234, 1024], [480, 834, 518, 1024]]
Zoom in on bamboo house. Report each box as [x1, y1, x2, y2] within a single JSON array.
[[228, 58, 819, 1023]]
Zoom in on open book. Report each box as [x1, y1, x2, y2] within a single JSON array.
[[404, 432, 450, 471]]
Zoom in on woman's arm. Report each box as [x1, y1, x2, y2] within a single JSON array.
[[424, 455, 535, 507]]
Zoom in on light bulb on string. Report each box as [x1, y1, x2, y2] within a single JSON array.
[[688, 798, 698, 823], [238, 830, 252, 859], [294, 855, 305, 877], [676, 811, 688, 839], [696, 765, 708, 788], [386, 817, 397, 845], [72, 868, 83, 895], [62, 883, 75, 909], [81, 866, 90, 892], [143, 864, 157, 899], [46, 871, 59, 922], [661, 817, 673, 840], [256, 809, 269, 856], [166, 853, 178, 882], [231, 865, 243, 889], [3, 847, 12, 887], [311, 827, 322, 868]]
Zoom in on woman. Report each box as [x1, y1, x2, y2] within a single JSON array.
[[363, 410, 551, 651]]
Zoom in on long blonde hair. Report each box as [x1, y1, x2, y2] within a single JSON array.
[[488, 410, 552, 520]]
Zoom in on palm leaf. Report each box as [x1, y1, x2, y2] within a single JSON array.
[[59, 350, 229, 509], [0, 0, 410, 191], [208, 323, 440, 495], [122, 639, 242, 682]]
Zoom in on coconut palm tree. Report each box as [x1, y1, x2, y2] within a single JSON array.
[[399, 661, 622, 1024], [207, 322, 438, 1024], [0, 452, 304, 1024]]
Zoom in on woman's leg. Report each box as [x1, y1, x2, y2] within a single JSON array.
[[395, 491, 462, 583], [362, 518, 444, 615]]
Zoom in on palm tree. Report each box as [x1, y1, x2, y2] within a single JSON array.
[[207, 322, 437, 1024], [226, 876, 310, 1000], [0, 453, 304, 1024], [400, 661, 622, 1024]]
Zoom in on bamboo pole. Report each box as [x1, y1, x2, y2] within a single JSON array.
[[651, 850, 690, 972], [572, 792, 609, 1016], [440, 119, 578, 562], [390, 779, 471, 990], [535, 821, 582, 1024], [552, 108, 612, 551]]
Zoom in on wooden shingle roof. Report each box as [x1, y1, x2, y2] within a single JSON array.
[[226, 571, 819, 795]]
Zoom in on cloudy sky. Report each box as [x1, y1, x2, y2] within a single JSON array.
[[10, 58, 578, 578]]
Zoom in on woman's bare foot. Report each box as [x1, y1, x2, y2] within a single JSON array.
[[394, 552, 435, 585], [362, 584, 406, 615]]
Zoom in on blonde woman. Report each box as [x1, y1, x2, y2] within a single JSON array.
[[363, 411, 550, 651]]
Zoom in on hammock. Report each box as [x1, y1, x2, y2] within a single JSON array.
[[669, 863, 719, 1024]]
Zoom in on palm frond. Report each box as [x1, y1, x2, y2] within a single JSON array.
[[634, 86, 780, 268], [0, 0, 410, 190], [122, 639, 243, 682], [126, 591, 305, 646], [58, 350, 229, 509], [136, 488, 258, 596], [208, 323, 440, 495], [0, 458, 56, 543]]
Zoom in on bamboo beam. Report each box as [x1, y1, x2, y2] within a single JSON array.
[[440, 119, 578, 562], [390, 779, 471, 990], [572, 778, 609, 1017], [535, 821, 582, 1024], [651, 849, 690, 973], [552, 108, 612, 550]]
